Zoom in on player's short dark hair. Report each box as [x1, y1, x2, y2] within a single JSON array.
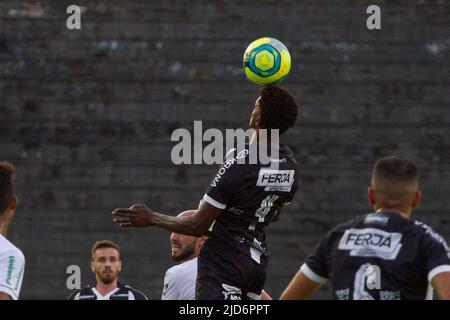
[[91, 240, 121, 259], [0, 161, 16, 216], [258, 86, 299, 135], [372, 156, 418, 184]]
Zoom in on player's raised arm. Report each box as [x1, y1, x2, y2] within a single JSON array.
[[280, 269, 322, 300], [0, 292, 11, 300], [280, 227, 330, 300], [432, 272, 450, 300], [112, 201, 222, 237]]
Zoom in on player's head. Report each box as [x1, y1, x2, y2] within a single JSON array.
[[91, 240, 122, 285], [368, 156, 420, 215], [249, 86, 299, 136], [170, 210, 205, 263], [0, 161, 17, 224]]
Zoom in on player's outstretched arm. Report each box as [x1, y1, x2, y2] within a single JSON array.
[[260, 290, 272, 300], [112, 201, 222, 236], [279, 270, 322, 300], [432, 272, 450, 300]]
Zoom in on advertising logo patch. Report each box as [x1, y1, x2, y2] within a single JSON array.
[[6, 256, 15, 286], [256, 169, 295, 192], [339, 228, 402, 260]]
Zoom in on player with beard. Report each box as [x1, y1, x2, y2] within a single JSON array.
[[68, 240, 148, 300], [161, 211, 272, 300], [0, 161, 25, 300], [162, 210, 205, 300]]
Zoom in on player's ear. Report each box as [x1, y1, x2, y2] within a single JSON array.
[[118, 260, 122, 272], [198, 236, 206, 248], [9, 196, 17, 211], [255, 109, 262, 129], [90, 260, 95, 272], [412, 190, 421, 209], [368, 186, 376, 206], [250, 108, 260, 130]]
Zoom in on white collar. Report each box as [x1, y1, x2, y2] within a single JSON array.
[[92, 287, 120, 300]]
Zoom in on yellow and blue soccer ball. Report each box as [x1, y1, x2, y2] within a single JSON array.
[[243, 37, 291, 86]]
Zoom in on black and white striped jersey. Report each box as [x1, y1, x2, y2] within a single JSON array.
[[68, 282, 148, 300], [302, 211, 450, 300]]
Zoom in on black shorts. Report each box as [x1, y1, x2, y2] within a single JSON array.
[[195, 241, 266, 300]]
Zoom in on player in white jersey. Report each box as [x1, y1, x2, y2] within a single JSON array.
[[0, 161, 25, 300], [161, 210, 272, 300], [162, 210, 205, 300]]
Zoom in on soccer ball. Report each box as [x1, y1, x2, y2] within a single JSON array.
[[243, 37, 291, 86]]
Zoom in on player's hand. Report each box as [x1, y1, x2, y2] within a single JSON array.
[[112, 204, 155, 228]]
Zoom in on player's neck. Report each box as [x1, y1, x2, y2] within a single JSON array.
[[375, 208, 412, 220], [0, 218, 9, 237], [0, 210, 13, 237], [96, 280, 118, 296], [180, 255, 196, 264]]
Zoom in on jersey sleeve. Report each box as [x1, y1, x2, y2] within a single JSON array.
[[161, 268, 180, 300], [0, 250, 25, 300], [301, 232, 332, 285], [203, 157, 242, 209], [130, 289, 149, 300], [421, 230, 450, 282]]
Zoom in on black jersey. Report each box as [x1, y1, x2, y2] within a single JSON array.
[[303, 211, 450, 300], [202, 144, 298, 266], [67, 282, 148, 300]]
